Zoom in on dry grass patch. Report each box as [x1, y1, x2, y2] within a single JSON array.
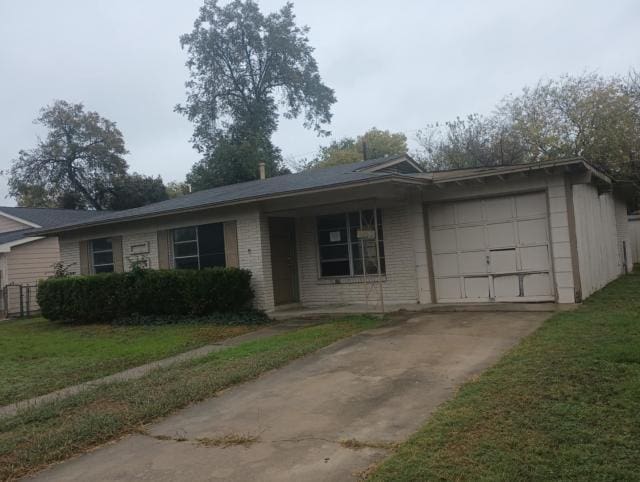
[[196, 433, 260, 448]]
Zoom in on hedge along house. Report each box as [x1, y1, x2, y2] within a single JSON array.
[[34, 155, 636, 312], [0, 207, 110, 316]]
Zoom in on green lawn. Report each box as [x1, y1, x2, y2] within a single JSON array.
[[370, 271, 640, 481], [0, 315, 382, 480], [0, 318, 256, 406]]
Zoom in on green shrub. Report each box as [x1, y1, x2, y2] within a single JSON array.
[[37, 268, 254, 323]]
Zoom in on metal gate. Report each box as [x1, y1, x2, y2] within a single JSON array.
[[2, 283, 39, 318]]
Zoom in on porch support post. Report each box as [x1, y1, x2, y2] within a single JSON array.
[[408, 191, 433, 304]]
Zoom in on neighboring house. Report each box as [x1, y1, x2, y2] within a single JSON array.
[[0, 207, 109, 316], [34, 155, 636, 312], [630, 213, 640, 263]]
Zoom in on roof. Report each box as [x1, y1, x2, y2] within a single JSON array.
[[32, 155, 633, 236], [0, 228, 37, 246], [33, 154, 423, 234], [0, 206, 111, 228]]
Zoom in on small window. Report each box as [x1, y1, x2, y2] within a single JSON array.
[[317, 209, 384, 277], [173, 222, 226, 270], [91, 238, 114, 273]]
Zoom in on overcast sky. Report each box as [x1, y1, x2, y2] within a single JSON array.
[[1, 0, 639, 206]]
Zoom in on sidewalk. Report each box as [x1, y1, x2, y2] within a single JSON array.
[[0, 319, 317, 419]]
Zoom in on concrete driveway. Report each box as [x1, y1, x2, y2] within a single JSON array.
[[32, 311, 548, 481]]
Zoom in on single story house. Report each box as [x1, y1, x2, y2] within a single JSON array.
[[34, 155, 636, 312], [0, 206, 109, 316]]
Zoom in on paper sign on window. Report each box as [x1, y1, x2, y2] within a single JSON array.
[[329, 231, 341, 242]]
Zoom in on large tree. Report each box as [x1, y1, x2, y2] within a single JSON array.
[[306, 127, 408, 169], [416, 72, 640, 181], [105, 173, 169, 210], [9, 100, 169, 210], [177, 0, 335, 189], [9, 100, 128, 210]]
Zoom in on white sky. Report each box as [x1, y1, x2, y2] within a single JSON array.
[[1, 0, 639, 205]]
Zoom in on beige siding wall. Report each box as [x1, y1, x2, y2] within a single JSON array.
[[296, 203, 421, 307], [630, 216, 640, 264], [422, 172, 576, 303], [5, 237, 60, 314], [572, 184, 621, 298], [0, 215, 30, 233], [57, 206, 276, 311]]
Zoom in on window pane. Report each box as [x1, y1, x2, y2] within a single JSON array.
[[318, 229, 347, 245], [174, 241, 198, 258], [93, 251, 114, 266], [200, 253, 226, 268], [92, 238, 112, 251], [348, 212, 360, 227], [175, 257, 199, 270], [198, 223, 225, 256], [353, 258, 382, 275], [174, 227, 197, 243], [320, 244, 349, 261], [94, 264, 114, 274], [318, 214, 347, 230], [320, 260, 350, 277]]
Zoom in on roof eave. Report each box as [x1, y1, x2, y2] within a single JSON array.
[[33, 175, 429, 236]]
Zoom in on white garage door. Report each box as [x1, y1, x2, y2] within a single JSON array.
[[429, 192, 555, 302]]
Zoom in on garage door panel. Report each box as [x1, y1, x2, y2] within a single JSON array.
[[487, 222, 515, 248], [436, 277, 461, 300], [431, 228, 456, 254], [464, 277, 490, 299], [523, 273, 553, 297], [485, 197, 513, 221], [429, 204, 455, 227], [433, 253, 458, 276], [494, 275, 520, 298], [456, 201, 483, 224], [458, 226, 485, 251], [459, 251, 488, 274], [520, 245, 550, 271], [517, 218, 548, 245], [515, 192, 546, 217], [490, 249, 517, 273]]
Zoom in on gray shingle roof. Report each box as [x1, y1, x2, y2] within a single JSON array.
[[0, 228, 37, 246], [0, 206, 111, 228], [34, 155, 415, 234]]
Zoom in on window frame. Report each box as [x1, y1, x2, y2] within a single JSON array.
[[90, 237, 115, 274], [316, 209, 385, 279], [171, 223, 226, 270]]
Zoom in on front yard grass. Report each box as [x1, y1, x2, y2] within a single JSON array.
[[0, 315, 382, 480], [0, 317, 258, 406], [370, 271, 640, 481]]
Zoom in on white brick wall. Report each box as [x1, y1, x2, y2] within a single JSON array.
[[123, 232, 159, 270], [296, 203, 420, 306]]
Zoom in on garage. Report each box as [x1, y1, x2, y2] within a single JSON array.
[[428, 191, 555, 302]]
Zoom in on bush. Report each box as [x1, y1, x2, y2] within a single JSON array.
[[37, 267, 254, 323]]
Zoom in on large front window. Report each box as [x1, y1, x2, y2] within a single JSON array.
[[91, 238, 114, 273], [173, 222, 226, 269], [317, 209, 385, 277]]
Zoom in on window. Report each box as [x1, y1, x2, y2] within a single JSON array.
[[91, 238, 114, 273], [173, 222, 226, 269], [317, 209, 384, 277]]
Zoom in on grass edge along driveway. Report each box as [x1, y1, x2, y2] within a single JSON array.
[[369, 271, 640, 481], [0, 318, 258, 406], [0, 315, 382, 481]]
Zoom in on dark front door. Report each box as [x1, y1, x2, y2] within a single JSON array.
[[269, 217, 299, 305]]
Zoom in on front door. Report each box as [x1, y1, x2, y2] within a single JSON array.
[[269, 217, 299, 305]]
